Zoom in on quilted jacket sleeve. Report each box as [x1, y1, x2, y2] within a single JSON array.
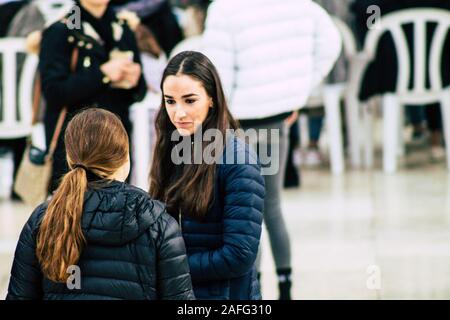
[[155, 213, 195, 300], [188, 144, 265, 282], [6, 206, 44, 300]]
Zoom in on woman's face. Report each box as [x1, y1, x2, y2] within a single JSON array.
[[163, 74, 213, 136]]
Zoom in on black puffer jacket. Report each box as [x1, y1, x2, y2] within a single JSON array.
[[6, 181, 195, 300]]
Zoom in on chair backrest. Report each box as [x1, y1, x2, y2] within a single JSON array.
[[35, 0, 74, 24], [333, 17, 357, 60], [362, 8, 450, 104], [0, 38, 38, 139], [306, 17, 357, 107]]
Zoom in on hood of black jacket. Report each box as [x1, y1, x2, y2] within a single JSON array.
[[80, 180, 165, 246]]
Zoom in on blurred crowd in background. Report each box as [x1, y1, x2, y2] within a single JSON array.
[[0, 0, 449, 300], [1, 0, 449, 187]]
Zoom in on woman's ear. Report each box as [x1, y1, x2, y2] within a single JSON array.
[[209, 97, 214, 108]]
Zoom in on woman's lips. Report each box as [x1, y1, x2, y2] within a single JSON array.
[[176, 122, 193, 128]]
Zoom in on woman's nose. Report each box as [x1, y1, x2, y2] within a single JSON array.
[[174, 105, 187, 119]]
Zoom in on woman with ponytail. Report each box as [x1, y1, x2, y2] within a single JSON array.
[[6, 108, 194, 300]]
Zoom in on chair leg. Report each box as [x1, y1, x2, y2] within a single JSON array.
[[345, 91, 361, 169], [383, 94, 400, 173], [362, 102, 374, 169], [398, 105, 406, 157], [440, 88, 450, 170], [130, 100, 150, 190], [324, 87, 344, 174], [299, 113, 310, 150]]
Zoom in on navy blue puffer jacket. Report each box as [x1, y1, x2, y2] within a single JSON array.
[[179, 136, 265, 300], [6, 181, 195, 300]]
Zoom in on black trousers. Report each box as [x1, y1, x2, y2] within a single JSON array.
[[0, 138, 27, 191], [284, 120, 300, 188]]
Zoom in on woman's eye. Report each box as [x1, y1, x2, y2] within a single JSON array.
[[186, 99, 196, 104], [165, 100, 175, 105]]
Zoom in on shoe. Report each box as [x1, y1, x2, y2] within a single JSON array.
[[278, 280, 292, 300], [277, 268, 292, 300], [303, 148, 323, 167], [431, 146, 446, 161], [284, 174, 300, 188], [11, 191, 22, 202], [293, 148, 302, 167]]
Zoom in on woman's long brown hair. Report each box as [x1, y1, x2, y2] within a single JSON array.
[[36, 108, 129, 282], [149, 51, 239, 219]]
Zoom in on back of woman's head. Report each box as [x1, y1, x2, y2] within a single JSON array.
[[36, 108, 129, 282]]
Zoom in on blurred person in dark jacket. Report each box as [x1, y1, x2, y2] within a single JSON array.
[[39, 0, 146, 192], [112, 0, 183, 56], [149, 51, 265, 300]]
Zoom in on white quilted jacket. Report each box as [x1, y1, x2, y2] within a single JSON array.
[[201, 0, 342, 120]]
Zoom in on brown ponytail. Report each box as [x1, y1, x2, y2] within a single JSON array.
[[36, 108, 129, 282]]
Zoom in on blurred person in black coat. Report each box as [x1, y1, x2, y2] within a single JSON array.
[[111, 0, 183, 56], [39, 0, 146, 192]]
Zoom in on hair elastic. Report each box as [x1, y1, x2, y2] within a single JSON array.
[[73, 164, 88, 171]]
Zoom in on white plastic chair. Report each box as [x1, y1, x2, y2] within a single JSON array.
[[0, 38, 38, 140], [35, 0, 74, 25], [305, 17, 358, 174], [352, 8, 450, 173]]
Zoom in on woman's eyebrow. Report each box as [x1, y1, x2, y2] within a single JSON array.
[[164, 93, 199, 99], [182, 93, 199, 98]]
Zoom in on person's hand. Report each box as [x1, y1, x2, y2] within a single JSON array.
[[285, 110, 299, 127], [100, 58, 132, 83], [120, 62, 141, 88]]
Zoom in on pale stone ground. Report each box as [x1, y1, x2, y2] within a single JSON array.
[[1, 138, 450, 299]]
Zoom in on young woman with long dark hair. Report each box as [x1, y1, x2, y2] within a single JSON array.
[[149, 51, 265, 300]]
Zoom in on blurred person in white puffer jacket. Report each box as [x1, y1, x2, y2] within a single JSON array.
[[202, 0, 341, 300]]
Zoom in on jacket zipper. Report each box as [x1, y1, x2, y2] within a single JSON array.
[[179, 209, 182, 232]]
